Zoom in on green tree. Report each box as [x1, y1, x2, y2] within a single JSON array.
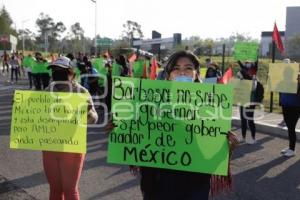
[[35, 13, 66, 52], [122, 20, 143, 46], [229, 32, 258, 43], [17, 28, 36, 51], [70, 22, 84, 39], [69, 22, 85, 53], [0, 6, 17, 35]]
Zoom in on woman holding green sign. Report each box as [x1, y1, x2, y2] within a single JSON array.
[[106, 51, 238, 200], [43, 56, 98, 200]]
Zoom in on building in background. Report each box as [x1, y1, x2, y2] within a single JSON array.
[[0, 34, 18, 54], [285, 6, 300, 40], [260, 31, 285, 58], [133, 31, 182, 60], [285, 6, 300, 59]]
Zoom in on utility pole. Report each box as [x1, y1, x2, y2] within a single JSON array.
[[91, 0, 98, 56], [21, 19, 29, 53]]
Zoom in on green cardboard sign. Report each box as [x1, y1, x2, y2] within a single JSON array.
[[133, 60, 145, 78], [10, 91, 88, 153], [108, 77, 233, 175], [234, 42, 259, 62]]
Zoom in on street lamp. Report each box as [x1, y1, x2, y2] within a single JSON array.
[[91, 0, 98, 56], [21, 19, 29, 53]]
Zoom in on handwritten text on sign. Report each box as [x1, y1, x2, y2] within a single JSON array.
[[234, 42, 259, 62], [107, 77, 233, 175], [10, 90, 88, 153]]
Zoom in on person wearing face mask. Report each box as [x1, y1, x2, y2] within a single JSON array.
[[43, 56, 98, 200], [236, 61, 264, 145], [32, 52, 50, 90], [205, 62, 222, 79], [237, 60, 258, 77], [106, 51, 239, 200], [9, 53, 19, 84]]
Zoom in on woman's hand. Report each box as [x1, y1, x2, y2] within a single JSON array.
[[227, 131, 239, 151]]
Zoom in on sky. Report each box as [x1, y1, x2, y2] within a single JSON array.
[[1, 0, 300, 40]]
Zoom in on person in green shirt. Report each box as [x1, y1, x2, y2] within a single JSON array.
[[22, 54, 34, 89], [32, 52, 50, 90]]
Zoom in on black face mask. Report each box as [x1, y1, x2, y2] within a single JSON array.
[[52, 70, 69, 81]]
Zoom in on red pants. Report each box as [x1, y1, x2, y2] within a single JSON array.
[[42, 151, 85, 200]]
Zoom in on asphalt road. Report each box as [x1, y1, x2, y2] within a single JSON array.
[[1, 82, 300, 200]]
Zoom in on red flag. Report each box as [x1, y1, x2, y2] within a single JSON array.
[[218, 67, 233, 84], [128, 53, 137, 63], [272, 22, 284, 54], [150, 57, 158, 80]]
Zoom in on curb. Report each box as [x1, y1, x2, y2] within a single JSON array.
[[232, 117, 300, 141]]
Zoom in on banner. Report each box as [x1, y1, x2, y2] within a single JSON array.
[[234, 42, 259, 61], [229, 78, 253, 105], [267, 63, 299, 93], [108, 77, 233, 175], [10, 90, 88, 153]]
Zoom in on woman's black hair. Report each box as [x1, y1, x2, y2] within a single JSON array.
[[116, 54, 129, 76], [66, 53, 75, 60], [164, 51, 200, 75]]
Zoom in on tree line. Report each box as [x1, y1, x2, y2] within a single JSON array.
[[1, 6, 300, 59]]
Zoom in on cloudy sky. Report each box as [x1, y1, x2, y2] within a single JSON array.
[[1, 0, 300, 40]]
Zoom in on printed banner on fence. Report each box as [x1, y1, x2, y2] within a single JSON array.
[[234, 42, 259, 61], [107, 77, 233, 175], [10, 90, 88, 153], [267, 63, 299, 93]]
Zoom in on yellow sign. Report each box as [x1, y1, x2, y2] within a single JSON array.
[[267, 63, 299, 93], [10, 90, 88, 153], [229, 78, 253, 105]]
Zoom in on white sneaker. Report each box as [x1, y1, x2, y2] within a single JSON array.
[[247, 138, 256, 145], [283, 149, 295, 157], [280, 147, 289, 154]]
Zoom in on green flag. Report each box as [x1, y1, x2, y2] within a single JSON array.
[[132, 60, 144, 78]]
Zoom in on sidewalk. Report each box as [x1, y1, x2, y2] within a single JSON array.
[[232, 106, 300, 138], [0, 68, 28, 89]]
